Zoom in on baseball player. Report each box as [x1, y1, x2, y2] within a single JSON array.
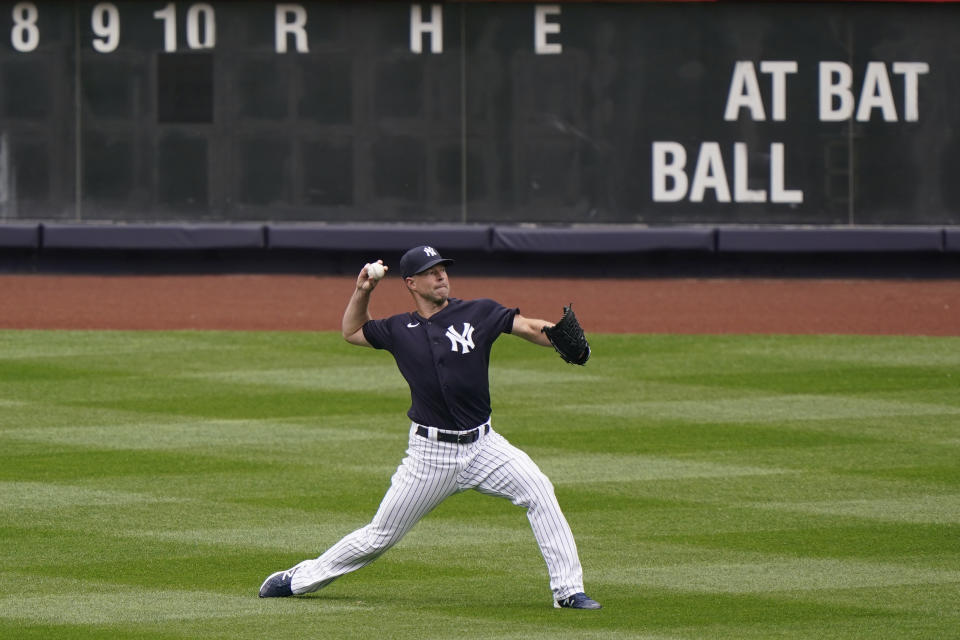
[[259, 245, 600, 610]]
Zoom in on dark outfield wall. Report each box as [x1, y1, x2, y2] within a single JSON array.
[[0, 1, 958, 226]]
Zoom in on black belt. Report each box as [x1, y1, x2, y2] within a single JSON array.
[[416, 424, 490, 444]]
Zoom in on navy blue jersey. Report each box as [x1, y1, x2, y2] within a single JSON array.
[[362, 298, 518, 430]]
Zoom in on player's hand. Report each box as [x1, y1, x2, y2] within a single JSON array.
[[357, 260, 388, 292]]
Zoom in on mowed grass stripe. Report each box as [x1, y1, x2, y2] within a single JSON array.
[[1, 330, 958, 639], [556, 394, 960, 423], [622, 558, 960, 592], [182, 365, 409, 392], [1, 419, 389, 451], [538, 452, 792, 483], [118, 520, 536, 552], [756, 494, 960, 524], [0, 481, 180, 510], [0, 586, 364, 625]]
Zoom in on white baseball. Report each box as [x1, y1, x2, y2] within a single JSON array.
[[366, 262, 385, 280]]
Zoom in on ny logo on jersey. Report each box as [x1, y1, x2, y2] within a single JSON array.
[[445, 322, 475, 354], [423, 246, 438, 257]]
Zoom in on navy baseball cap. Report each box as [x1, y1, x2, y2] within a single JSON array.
[[399, 245, 455, 278]]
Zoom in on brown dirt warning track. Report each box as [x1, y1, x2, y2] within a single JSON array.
[[1, 274, 958, 335]]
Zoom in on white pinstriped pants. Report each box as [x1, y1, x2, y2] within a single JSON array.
[[290, 422, 585, 600]]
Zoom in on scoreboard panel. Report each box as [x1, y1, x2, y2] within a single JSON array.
[[0, 2, 957, 225]]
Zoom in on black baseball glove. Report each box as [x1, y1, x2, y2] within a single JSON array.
[[542, 303, 591, 365]]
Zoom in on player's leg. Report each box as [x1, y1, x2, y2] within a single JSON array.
[[263, 426, 459, 596], [466, 429, 587, 602]]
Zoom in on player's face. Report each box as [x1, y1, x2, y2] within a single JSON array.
[[408, 265, 450, 303]]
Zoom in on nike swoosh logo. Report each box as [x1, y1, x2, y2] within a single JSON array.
[[406, 322, 420, 328]]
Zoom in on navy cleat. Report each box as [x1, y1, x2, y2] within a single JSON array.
[[258, 569, 296, 598], [554, 592, 602, 610]]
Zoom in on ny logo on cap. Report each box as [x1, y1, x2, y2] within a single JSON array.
[[424, 246, 438, 257], [446, 323, 475, 355]]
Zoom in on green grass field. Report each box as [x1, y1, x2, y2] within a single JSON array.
[[1, 329, 958, 639]]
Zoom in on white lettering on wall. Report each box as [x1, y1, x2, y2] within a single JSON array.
[[857, 61, 898, 122], [761, 61, 797, 121], [733, 142, 765, 202], [91, 3, 120, 53], [276, 3, 308, 53], [724, 61, 764, 121], [653, 142, 803, 204], [689, 142, 731, 203], [652, 142, 688, 202], [893, 62, 929, 122], [724, 60, 797, 121], [534, 5, 561, 55], [410, 4, 443, 54], [152, 3, 216, 52], [819, 61, 929, 122], [186, 3, 215, 50], [769, 142, 803, 203], [11, 2, 40, 52], [153, 3, 177, 52]]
